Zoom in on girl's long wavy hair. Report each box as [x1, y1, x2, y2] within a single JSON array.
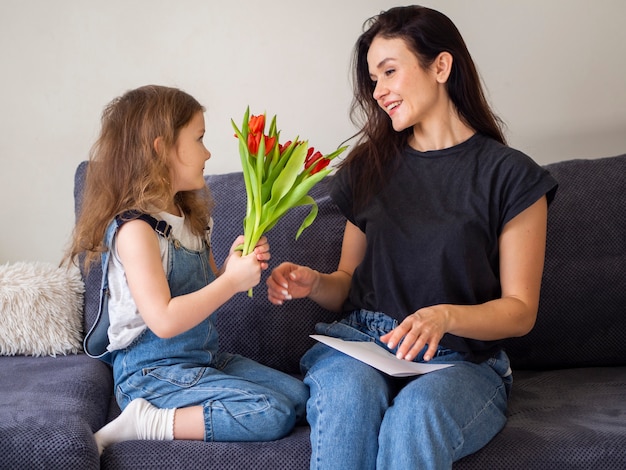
[[341, 5, 506, 209], [66, 85, 214, 268]]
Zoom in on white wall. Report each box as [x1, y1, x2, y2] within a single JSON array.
[[1, 0, 625, 265]]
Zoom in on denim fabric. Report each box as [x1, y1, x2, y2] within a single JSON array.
[[108, 222, 308, 442], [301, 310, 511, 469]]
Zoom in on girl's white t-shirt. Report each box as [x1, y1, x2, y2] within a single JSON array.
[[106, 211, 213, 351]]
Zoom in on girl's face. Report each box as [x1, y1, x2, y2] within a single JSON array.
[[367, 36, 445, 133], [169, 111, 211, 194]]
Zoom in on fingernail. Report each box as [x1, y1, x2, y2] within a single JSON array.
[[396, 352, 403, 360], [387, 342, 394, 349]]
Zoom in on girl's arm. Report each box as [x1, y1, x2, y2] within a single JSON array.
[[267, 221, 366, 312], [382, 196, 549, 361], [116, 221, 267, 338]]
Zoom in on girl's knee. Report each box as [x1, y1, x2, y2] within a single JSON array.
[[261, 397, 299, 440]]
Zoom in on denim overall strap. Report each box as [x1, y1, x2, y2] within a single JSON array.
[[82, 213, 174, 364], [112, 234, 216, 375]]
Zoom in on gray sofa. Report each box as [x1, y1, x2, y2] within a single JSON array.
[[1, 153, 625, 469]]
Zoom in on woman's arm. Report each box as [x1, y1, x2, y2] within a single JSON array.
[[382, 196, 549, 361], [116, 221, 268, 338], [267, 221, 366, 312]]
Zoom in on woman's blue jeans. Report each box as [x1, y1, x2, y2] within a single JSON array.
[[301, 310, 512, 469]]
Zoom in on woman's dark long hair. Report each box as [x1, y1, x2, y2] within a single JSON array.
[[342, 5, 506, 209]]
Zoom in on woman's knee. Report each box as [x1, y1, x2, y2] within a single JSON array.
[[304, 352, 391, 409]]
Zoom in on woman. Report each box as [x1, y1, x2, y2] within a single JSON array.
[[267, 6, 557, 469]]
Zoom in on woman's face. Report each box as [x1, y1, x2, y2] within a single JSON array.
[[367, 36, 444, 133]]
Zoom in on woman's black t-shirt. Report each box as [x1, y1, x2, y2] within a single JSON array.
[[331, 133, 558, 361]]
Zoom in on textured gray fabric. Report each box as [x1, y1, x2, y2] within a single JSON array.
[[502, 155, 626, 369], [102, 425, 311, 470], [455, 368, 626, 469], [74, 161, 102, 338], [0, 354, 112, 469]]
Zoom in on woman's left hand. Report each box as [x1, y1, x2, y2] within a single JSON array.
[[380, 305, 451, 362]]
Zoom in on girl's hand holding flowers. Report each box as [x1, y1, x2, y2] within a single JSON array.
[[222, 236, 271, 294]]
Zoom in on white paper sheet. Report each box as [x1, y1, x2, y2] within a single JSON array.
[[310, 334, 453, 377]]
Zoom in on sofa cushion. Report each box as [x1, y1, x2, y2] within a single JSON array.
[[0, 354, 112, 469], [102, 425, 310, 470], [454, 367, 626, 469], [503, 154, 626, 369]]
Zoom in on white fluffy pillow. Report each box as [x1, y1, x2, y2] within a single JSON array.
[[0, 261, 84, 357]]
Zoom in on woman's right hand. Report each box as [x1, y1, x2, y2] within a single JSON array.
[[267, 262, 319, 305]]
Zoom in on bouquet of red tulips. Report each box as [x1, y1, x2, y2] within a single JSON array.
[[232, 107, 347, 296]]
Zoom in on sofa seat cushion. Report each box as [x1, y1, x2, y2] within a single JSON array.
[[454, 367, 626, 469], [0, 354, 112, 470], [101, 425, 311, 470], [101, 367, 626, 469]]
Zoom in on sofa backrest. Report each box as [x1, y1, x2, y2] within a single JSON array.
[[74, 162, 103, 345], [74, 154, 626, 373], [502, 154, 626, 369]]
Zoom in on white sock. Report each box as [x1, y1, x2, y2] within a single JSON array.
[[94, 398, 175, 455]]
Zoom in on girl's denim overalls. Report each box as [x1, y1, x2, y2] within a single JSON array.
[[84, 213, 308, 442]]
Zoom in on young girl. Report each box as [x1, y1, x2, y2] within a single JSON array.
[[267, 6, 558, 469], [67, 85, 308, 454]]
